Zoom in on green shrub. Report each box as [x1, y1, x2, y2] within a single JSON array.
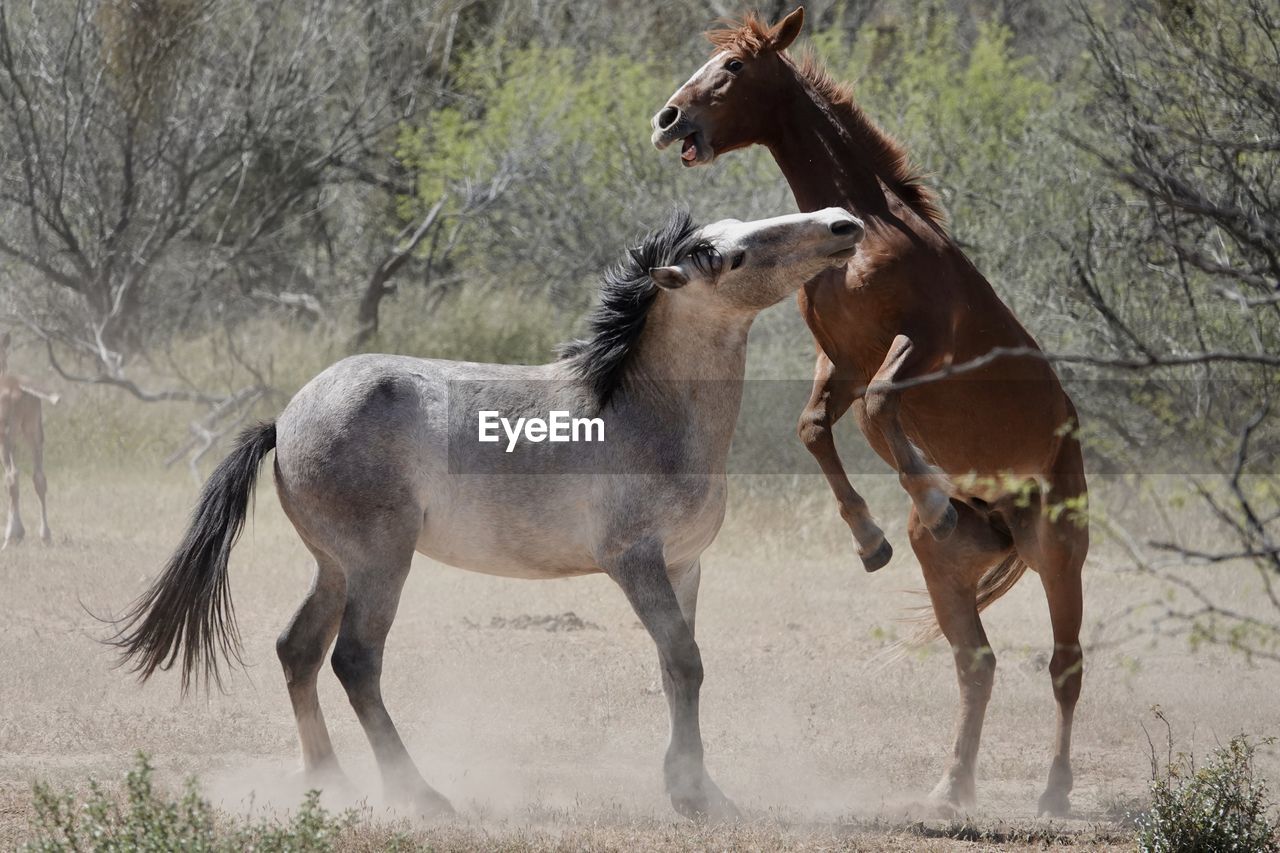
[[1136, 734, 1280, 853], [25, 753, 354, 852], [373, 282, 573, 365]]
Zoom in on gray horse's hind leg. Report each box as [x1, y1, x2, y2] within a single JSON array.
[[330, 539, 453, 817], [277, 551, 348, 782], [607, 542, 737, 821]]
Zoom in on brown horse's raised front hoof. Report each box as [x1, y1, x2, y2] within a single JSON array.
[[927, 502, 959, 540], [861, 538, 894, 572]]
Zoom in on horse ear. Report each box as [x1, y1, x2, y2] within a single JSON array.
[[770, 7, 805, 52], [649, 266, 689, 290]]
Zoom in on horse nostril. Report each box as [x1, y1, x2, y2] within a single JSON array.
[[657, 106, 680, 130], [830, 219, 861, 237]]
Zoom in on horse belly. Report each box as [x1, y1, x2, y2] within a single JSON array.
[[415, 479, 600, 579], [854, 379, 1068, 494]]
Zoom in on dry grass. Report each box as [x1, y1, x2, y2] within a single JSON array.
[[1, 465, 1276, 850]]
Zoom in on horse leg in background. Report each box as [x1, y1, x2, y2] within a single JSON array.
[[276, 549, 349, 785], [671, 558, 701, 633], [864, 334, 957, 539], [797, 351, 892, 571], [909, 502, 1013, 811], [1, 424, 23, 548], [1010, 445, 1087, 817], [25, 401, 50, 543], [607, 541, 737, 821], [329, 533, 453, 816]]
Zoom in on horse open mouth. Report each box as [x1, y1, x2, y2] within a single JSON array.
[[681, 135, 699, 164], [678, 132, 712, 167], [651, 120, 711, 166]]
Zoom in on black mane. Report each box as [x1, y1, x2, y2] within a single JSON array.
[[559, 210, 704, 406]]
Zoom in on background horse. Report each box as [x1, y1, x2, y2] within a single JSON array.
[[651, 8, 1087, 817], [110, 208, 865, 820], [0, 331, 58, 548]]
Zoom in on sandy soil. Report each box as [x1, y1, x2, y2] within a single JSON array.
[[1, 467, 1276, 849]]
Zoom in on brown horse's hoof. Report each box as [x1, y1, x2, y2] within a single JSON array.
[[860, 538, 894, 572], [929, 768, 975, 813], [1037, 788, 1070, 818], [927, 502, 958, 540]]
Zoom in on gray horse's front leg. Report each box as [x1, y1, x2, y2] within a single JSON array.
[[2, 432, 23, 548], [607, 541, 737, 821]]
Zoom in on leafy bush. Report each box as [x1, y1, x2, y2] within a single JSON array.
[[393, 37, 784, 306], [1136, 733, 1280, 853], [25, 753, 354, 852], [374, 281, 572, 366]]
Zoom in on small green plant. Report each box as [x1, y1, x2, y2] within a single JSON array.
[[25, 753, 354, 852], [1136, 713, 1279, 852]]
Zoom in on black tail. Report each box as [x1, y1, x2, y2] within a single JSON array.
[[109, 421, 276, 692]]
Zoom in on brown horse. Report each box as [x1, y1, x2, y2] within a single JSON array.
[[0, 332, 58, 548], [651, 9, 1087, 817]]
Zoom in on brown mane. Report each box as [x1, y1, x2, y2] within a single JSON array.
[[705, 18, 946, 230], [705, 13, 775, 55]]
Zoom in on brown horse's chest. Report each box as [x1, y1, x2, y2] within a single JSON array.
[[798, 262, 915, 378]]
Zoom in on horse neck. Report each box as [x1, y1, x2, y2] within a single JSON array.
[[624, 295, 752, 456], [762, 65, 900, 218], [760, 63, 956, 372]]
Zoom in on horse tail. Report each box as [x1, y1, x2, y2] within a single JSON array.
[[974, 552, 1030, 615], [903, 552, 1029, 647], [108, 421, 276, 693]]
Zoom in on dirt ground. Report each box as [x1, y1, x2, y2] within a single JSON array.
[[1, 467, 1276, 850]]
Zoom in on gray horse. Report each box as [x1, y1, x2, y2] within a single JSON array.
[[111, 207, 864, 820]]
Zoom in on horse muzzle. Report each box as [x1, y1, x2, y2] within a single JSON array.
[[651, 107, 714, 167]]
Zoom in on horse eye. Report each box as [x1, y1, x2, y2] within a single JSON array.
[[689, 246, 722, 276], [730, 251, 746, 270], [725, 58, 744, 73]]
